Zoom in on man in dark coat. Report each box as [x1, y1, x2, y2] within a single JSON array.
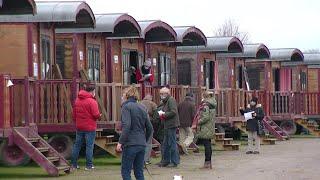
[[158, 87, 180, 168], [240, 97, 265, 154], [178, 93, 196, 154]]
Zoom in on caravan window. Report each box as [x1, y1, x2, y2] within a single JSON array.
[[41, 36, 51, 79], [88, 44, 100, 81], [158, 53, 171, 86]]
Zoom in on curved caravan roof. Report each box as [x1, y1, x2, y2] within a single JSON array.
[[0, 0, 36, 15], [177, 36, 243, 53], [138, 20, 177, 43], [269, 48, 304, 61], [0, 1, 95, 28], [57, 13, 141, 38], [216, 43, 270, 59], [243, 44, 270, 59], [303, 53, 320, 64], [174, 26, 206, 46]]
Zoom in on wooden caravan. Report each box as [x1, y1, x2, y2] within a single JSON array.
[[239, 44, 271, 91], [56, 13, 142, 84], [270, 48, 304, 92], [174, 26, 207, 87], [302, 53, 320, 93], [0, 0, 36, 15], [0, 1, 95, 174], [138, 20, 177, 86], [0, 1, 95, 79], [217, 43, 271, 91], [177, 36, 243, 89]]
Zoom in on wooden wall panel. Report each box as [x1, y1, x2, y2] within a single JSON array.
[[111, 39, 122, 83], [307, 69, 319, 92], [0, 24, 28, 77]]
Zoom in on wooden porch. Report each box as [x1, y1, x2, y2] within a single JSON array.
[[1, 75, 320, 135]]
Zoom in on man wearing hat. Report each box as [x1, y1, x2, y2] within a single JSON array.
[[240, 97, 265, 154], [178, 93, 196, 154]]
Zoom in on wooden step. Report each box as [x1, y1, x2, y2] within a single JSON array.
[[262, 138, 276, 145], [57, 165, 70, 171], [13, 128, 71, 177], [37, 147, 49, 153], [152, 144, 160, 148], [223, 144, 240, 151], [215, 133, 225, 136], [47, 156, 60, 162], [27, 137, 40, 143]]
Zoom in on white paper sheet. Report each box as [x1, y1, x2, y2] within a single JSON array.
[[244, 111, 255, 121], [158, 110, 165, 116]]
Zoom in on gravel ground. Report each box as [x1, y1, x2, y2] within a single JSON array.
[[57, 138, 320, 180]]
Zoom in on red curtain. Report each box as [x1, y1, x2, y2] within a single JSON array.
[[280, 68, 292, 91]]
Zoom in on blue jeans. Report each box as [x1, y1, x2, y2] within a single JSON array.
[[121, 145, 145, 180], [144, 135, 152, 162], [71, 131, 96, 168], [162, 127, 180, 165]]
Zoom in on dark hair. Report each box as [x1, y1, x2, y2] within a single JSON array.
[[251, 97, 258, 103], [186, 93, 193, 97], [85, 84, 96, 92]]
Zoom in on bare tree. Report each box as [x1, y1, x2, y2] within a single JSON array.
[[304, 49, 320, 53], [214, 19, 250, 43]]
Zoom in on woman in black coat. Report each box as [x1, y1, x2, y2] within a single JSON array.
[[240, 97, 265, 154]]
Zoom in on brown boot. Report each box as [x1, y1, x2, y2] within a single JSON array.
[[200, 161, 212, 169]]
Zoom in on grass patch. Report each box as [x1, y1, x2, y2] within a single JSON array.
[[0, 156, 121, 179]]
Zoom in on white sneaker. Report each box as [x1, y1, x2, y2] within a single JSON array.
[[85, 166, 95, 171]]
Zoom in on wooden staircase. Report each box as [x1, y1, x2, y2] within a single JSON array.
[[214, 133, 240, 151], [12, 127, 70, 176], [151, 138, 161, 157], [263, 117, 289, 141], [233, 120, 277, 145], [296, 119, 320, 136], [94, 129, 121, 158]]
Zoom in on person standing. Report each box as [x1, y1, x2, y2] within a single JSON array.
[[71, 84, 101, 170], [116, 86, 153, 180], [192, 91, 216, 169], [178, 93, 196, 154], [240, 97, 265, 154], [158, 87, 180, 168], [140, 94, 157, 165]]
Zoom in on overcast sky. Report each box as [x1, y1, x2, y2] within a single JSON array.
[[40, 0, 320, 51]]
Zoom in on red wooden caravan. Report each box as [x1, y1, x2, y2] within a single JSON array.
[[177, 36, 243, 89], [217, 43, 271, 90], [0, 1, 95, 176], [269, 48, 304, 92], [138, 20, 177, 86], [56, 13, 142, 85], [302, 53, 320, 93], [174, 26, 207, 87]]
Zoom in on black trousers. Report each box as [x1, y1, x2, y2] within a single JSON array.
[[198, 138, 212, 161]]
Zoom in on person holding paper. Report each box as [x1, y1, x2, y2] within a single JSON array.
[[157, 87, 180, 168], [240, 97, 265, 154], [136, 59, 154, 85]]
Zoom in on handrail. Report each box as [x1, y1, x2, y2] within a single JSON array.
[[3, 76, 320, 129]]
